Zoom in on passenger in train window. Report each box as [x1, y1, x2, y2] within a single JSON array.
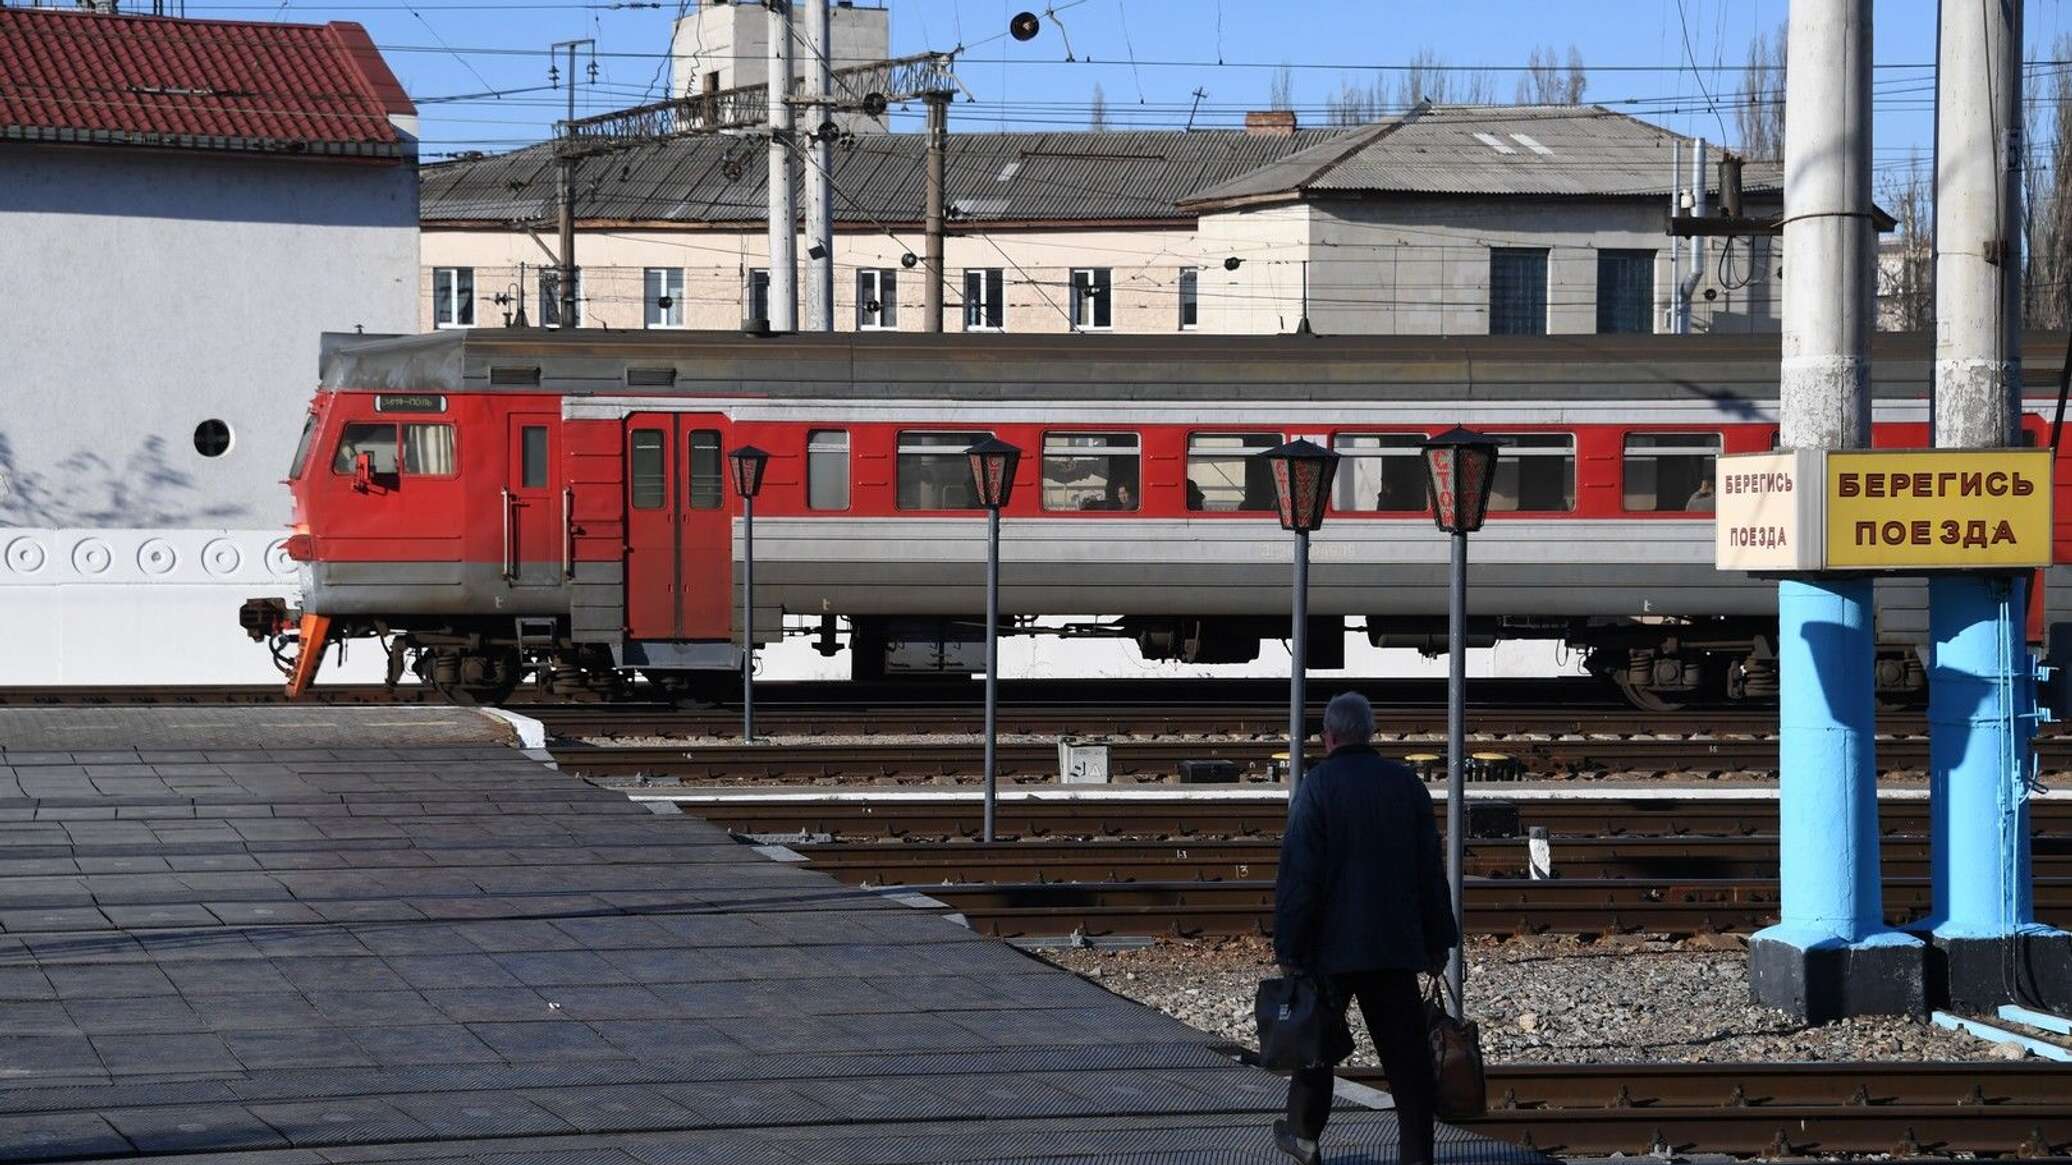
[[1683, 479, 1716, 512]]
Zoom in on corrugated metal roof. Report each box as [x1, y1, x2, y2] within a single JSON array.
[[0, 8, 412, 159], [422, 128, 1352, 225], [1181, 105, 1783, 206]]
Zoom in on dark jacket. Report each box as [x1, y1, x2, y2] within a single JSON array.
[[1273, 745, 1457, 975]]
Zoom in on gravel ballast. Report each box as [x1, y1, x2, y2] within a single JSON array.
[[1041, 934, 2023, 1064]]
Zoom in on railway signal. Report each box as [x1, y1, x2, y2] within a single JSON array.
[[1264, 438, 1340, 795], [731, 445, 771, 741], [967, 437, 1023, 844], [1422, 425, 1504, 1020]]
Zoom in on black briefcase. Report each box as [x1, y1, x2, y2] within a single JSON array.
[[1254, 975, 1352, 1070]]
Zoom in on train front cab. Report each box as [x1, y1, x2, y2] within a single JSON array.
[[267, 388, 581, 701]]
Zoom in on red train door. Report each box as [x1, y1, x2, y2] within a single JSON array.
[[624, 413, 731, 640], [506, 412, 559, 590]]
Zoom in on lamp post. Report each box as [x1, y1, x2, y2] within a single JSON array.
[[966, 437, 1022, 843], [1420, 426, 1502, 1019], [1263, 438, 1340, 794], [729, 445, 770, 742]]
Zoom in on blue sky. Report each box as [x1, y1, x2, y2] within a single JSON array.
[[189, 0, 2071, 168]]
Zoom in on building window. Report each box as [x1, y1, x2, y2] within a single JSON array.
[[1623, 432, 1721, 512], [1488, 433, 1575, 512], [193, 419, 232, 459], [1042, 432, 1140, 511], [1597, 249, 1655, 335], [645, 267, 685, 329], [1071, 268, 1113, 331], [629, 429, 666, 510], [1489, 248, 1548, 336], [746, 268, 770, 326], [1330, 434, 1428, 512], [539, 269, 582, 328], [1186, 432, 1281, 511], [807, 429, 850, 510], [1178, 267, 1200, 330], [858, 268, 898, 330], [897, 431, 989, 510], [688, 430, 723, 509], [432, 267, 474, 328], [963, 268, 1004, 330], [520, 425, 549, 489]]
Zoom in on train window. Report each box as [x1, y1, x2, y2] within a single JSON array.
[[630, 430, 666, 510], [688, 431, 723, 510], [1487, 433, 1574, 512], [1043, 433, 1140, 511], [897, 431, 989, 510], [808, 430, 850, 510], [1330, 434, 1429, 512], [332, 422, 398, 474], [1623, 432, 1720, 512], [1186, 433, 1281, 512], [402, 425, 456, 476], [520, 426, 548, 489], [289, 414, 317, 480]]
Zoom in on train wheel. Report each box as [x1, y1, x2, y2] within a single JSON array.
[[419, 647, 523, 706], [1613, 673, 1688, 713]]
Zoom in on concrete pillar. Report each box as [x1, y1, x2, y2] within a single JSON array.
[[1926, 0, 2071, 1010], [1749, 0, 1926, 1023], [802, 0, 834, 332], [766, 0, 798, 332]]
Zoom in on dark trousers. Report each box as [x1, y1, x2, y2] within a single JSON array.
[[1285, 969, 1435, 1165]]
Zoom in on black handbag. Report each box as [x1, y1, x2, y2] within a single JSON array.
[[1254, 974, 1353, 1070], [1423, 975, 1487, 1119]]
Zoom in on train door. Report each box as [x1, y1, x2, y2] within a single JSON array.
[[505, 412, 561, 590], [623, 413, 731, 639]]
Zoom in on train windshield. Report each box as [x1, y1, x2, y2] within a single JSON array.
[[289, 414, 318, 480]]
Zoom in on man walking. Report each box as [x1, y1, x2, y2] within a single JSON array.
[[1272, 691, 1457, 1165]]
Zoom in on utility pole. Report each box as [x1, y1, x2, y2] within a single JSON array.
[[766, 1, 798, 332], [1748, 0, 1924, 1023], [923, 92, 949, 332], [553, 39, 594, 331], [1684, 137, 1708, 333], [1926, 0, 2068, 1011], [802, 0, 835, 331]]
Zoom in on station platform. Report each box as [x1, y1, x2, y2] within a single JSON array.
[[0, 706, 1547, 1164]]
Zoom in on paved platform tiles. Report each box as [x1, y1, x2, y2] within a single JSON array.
[[0, 707, 1547, 1165]]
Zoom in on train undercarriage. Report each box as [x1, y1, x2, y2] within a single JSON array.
[[244, 598, 1936, 710]]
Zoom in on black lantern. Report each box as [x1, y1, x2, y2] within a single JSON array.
[[1420, 427, 1503, 534], [966, 437, 1022, 510], [729, 445, 770, 500], [1264, 438, 1340, 533]]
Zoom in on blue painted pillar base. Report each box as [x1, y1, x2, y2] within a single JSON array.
[[1919, 573, 2069, 1009], [1749, 577, 1925, 1022]]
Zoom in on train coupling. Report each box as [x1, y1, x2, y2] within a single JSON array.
[[239, 597, 292, 642]]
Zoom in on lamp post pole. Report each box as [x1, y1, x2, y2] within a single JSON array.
[[1445, 524, 1466, 1012], [728, 446, 770, 744], [1288, 528, 1309, 792], [1264, 439, 1339, 800], [741, 494, 755, 742], [1420, 426, 1501, 1022], [984, 502, 1001, 843], [965, 437, 1022, 845]]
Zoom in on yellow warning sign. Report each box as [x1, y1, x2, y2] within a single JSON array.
[[1824, 449, 2054, 569]]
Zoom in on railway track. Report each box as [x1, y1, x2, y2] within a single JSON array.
[[1392, 1062, 2072, 1157], [902, 875, 2072, 938], [792, 835, 2072, 883], [665, 796, 2072, 841]]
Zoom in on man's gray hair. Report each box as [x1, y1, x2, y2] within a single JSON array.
[[1323, 691, 1374, 745]]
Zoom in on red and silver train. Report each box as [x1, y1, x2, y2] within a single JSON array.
[[243, 329, 2072, 708]]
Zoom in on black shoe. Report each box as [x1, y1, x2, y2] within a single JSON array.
[[1273, 1118, 1321, 1164]]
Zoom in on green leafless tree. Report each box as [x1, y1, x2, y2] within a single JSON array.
[[1089, 82, 1108, 131], [1268, 64, 1296, 112], [1736, 23, 1786, 159], [1516, 45, 1587, 104], [1877, 150, 1933, 332]]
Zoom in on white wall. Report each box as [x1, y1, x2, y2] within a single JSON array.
[[0, 144, 419, 684]]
